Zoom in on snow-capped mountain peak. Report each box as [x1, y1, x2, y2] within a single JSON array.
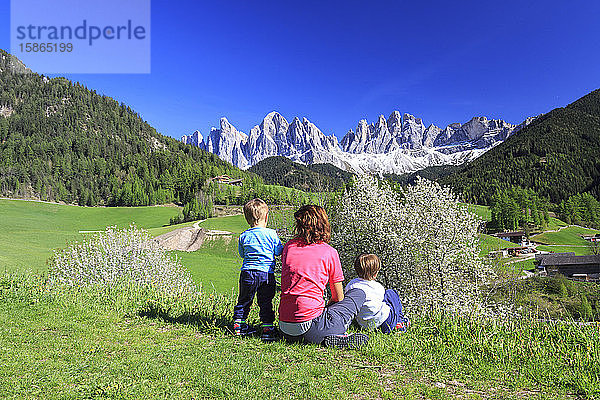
[[182, 111, 535, 175]]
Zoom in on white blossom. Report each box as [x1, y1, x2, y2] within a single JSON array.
[[47, 225, 200, 298], [331, 175, 495, 316]]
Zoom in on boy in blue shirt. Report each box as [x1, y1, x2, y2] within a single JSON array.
[[233, 198, 283, 341]]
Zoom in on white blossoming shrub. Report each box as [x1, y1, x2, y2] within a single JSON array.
[[332, 175, 494, 315], [48, 226, 199, 298]]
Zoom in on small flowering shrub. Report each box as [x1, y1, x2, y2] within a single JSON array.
[[332, 175, 495, 315], [47, 226, 200, 299]]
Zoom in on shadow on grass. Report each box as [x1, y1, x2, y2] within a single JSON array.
[[137, 303, 295, 343], [137, 303, 234, 334]]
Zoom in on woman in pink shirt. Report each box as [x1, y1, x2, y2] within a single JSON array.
[[278, 205, 368, 349]]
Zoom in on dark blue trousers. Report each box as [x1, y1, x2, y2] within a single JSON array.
[[300, 288, 367, 344], [233, 269, 276, 324], [379, 289, 408, 333]]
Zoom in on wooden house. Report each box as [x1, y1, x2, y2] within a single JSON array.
[[494, 231, 526, 244], [535, 253, 600, 280]]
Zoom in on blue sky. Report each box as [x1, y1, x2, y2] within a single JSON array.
[[1, 0, 600, 140]]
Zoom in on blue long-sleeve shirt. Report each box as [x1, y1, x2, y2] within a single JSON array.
[[238, 227, 283, 273]]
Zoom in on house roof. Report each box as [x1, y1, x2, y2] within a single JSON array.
[[536, 253, 600, 267], [495, 231, 525, 237]]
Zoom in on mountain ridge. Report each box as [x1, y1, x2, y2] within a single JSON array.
[[440, 88, 600, 204], [182, 111, 534, 175]]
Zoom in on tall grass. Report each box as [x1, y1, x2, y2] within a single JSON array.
[[3, 268, 600, 397], [365, 314, 600, 396], [9, 226, 597, 397]]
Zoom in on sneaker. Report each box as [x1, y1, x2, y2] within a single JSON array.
[[233, 321, 256, 336], [395, 317, 410, 333], [323, 333, 369, 349], [261, 325, 277, 342]]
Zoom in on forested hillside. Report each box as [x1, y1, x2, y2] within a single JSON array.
[[0, 49, 242, 206], [248, 156, 353, 191], [441, 89, 600, 205]]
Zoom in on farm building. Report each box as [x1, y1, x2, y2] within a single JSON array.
[[493, 231, 525, 244], [535, 253, 600, 280], [210, 175, 243, 186]]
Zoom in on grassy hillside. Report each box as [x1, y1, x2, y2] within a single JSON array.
[[465, 203, 491, 221], [4, 198, 591, 293], [3, 200, 600, 397], [532, 225, 600, 245], [198, 214, 246, 233], [176, 215, 247, 293], [478, 233, 514, 255], [548, 216, 569, 231], [532, 225, 600, 256], [0, 199, 247, 292], [2, 273, 598, 399], [1, 198, 546, 290], [441, 88, 600, 204], [0, 199, 181, 272]]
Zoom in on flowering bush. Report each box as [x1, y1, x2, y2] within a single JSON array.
[[332, 175, 494, 315], [47, 226, 199, 298]]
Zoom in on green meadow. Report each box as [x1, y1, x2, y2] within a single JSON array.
[[478, 233, 514, 255], [532, 225, 600, 246], [4, 198, 596, 293], [0, 199, 247, 293], [2, 268, 598, 399], [532, 225, 600, 256], [175, 215, 247, 293], [0, 199, 181, 273], [2, 199, 600, 398]]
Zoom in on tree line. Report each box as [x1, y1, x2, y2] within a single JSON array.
[[557, 192, 600, 228], [489, 186, 550, 233]]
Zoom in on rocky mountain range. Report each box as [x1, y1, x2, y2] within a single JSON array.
[[181, 111, 536, 174]]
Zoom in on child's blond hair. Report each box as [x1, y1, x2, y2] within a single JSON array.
[[354, 253, 381, 280], [243, 198, 269, 226]]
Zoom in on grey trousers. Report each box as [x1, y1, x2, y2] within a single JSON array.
[[283, 288, 366, 345]]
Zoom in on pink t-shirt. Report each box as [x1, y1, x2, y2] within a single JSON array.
[[278, 239, 344, 323]]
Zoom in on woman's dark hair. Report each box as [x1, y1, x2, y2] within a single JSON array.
[[293, 204, 331, 244]]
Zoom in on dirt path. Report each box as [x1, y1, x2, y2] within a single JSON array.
[[541, 245, 588, 247], [153, 221, 232, 252], [192, 220, 205, 229]]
